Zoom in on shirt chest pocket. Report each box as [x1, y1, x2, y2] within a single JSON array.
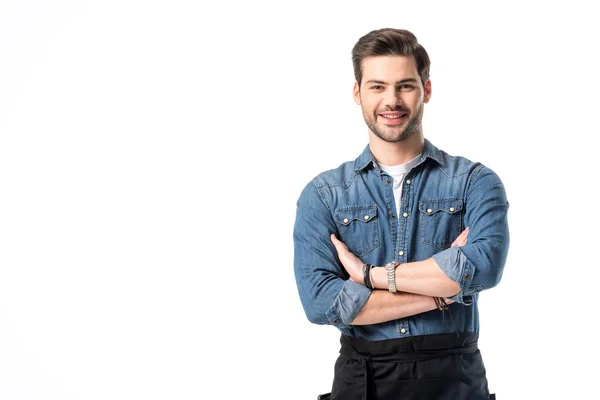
[[418, 198, 464, 250], [334, 205, 380, 257]]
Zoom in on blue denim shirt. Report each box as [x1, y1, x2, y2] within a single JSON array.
[[293, 138, 510, 340]]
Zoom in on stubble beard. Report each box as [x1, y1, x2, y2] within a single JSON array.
[[363, 102, 424, 143]]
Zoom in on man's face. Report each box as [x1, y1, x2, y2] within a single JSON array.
[[353, 55, 431, 143]]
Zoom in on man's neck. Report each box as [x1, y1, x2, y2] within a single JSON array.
[[368, 131, 425, 166]]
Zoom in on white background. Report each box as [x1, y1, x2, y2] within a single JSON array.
[[1, 1, 598, 399]]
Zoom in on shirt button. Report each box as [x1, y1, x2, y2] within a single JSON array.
[[391, 214, 396, 219], [402, 212, 408, 218], [398, 251, 404, 256], [364, 215, 370, 220], [333, 319, 339, 324], [427, 208, 432, 213], [465, 274, 471, 279], [343, 218, 349, 224], [386, 179, 391, 184], [449, 207, 455, 212], [400, 328, 407, 334], [406, 179, 411, 184]]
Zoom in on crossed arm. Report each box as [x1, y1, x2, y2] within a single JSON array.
[[294, 166, 509, 329], [330, 229, 468, 326]]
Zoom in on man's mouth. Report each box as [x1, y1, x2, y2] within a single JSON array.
[[378, 112, 408, 124]]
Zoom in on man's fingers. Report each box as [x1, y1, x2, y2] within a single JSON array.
[[451, 227, 470, 248], [457, 227, 469, 240], [330, 234, 346, 251]]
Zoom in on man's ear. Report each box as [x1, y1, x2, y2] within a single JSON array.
[[424, 80, 432, 104], [353, 81, 361, 105]]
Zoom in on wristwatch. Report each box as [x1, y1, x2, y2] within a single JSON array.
[[385, 261, 400, 292]]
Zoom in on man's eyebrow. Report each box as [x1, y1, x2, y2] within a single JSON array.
[[365, 78, 419, 85]]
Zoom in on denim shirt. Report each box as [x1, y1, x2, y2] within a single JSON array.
[[293, 138, 510, 340]]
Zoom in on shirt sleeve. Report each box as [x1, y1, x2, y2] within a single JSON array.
[[432, 165, 510, 305], [293, 179, 372, 332]]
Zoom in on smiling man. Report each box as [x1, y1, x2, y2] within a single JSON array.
[[293, 29, 509, 400]]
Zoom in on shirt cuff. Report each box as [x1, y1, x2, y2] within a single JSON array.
[[326, 280, 372, 327], [432, 245, 475, 306]]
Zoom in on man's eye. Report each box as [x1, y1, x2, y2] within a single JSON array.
[[399, 85, 415, 91], [370, 85, 383, 90]]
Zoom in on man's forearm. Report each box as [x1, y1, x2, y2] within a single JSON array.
[[371, 257, 461, 297], [351, 290, 438, 325]]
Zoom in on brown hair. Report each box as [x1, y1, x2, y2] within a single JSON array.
[[352, 28, 431, 87]]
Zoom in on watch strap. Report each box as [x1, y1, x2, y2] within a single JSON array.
[[386, 262, 399, 292]]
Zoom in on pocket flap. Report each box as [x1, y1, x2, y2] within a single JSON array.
[[419, 199, 463, 215], [334, 206, 378, 225]]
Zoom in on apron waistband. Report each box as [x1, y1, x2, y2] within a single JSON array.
[[341, 332, 479, 358], [339, 333, 480, 400]]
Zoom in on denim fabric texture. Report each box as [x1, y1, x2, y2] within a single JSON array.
[[293, 138, 510, 340]]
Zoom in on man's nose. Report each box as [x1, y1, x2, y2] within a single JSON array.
[[383, 88, 402, 107]]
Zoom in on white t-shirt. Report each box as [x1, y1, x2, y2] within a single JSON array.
[[377, 153, 422, 216]]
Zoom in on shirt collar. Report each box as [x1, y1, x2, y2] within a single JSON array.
[[354, 138, 445, 172]]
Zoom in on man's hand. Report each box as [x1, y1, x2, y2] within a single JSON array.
[[330, 234, 364, 284], [451, 227, 469, 247]]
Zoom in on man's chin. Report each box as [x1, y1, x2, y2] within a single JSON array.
[[376, 127, 418, 143], [376, 133, 407, 143], [381, 127, 407, 139]]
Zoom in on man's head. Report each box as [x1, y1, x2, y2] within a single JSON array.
[[352, 29, 432, 144], [352, 28, 430, 88]]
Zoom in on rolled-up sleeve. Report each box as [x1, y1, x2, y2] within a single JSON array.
[[293, 180, 372, 331], [432, 165, 510, 305]]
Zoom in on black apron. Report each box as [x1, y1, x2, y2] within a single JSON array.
[[318, 332, 496, 400]]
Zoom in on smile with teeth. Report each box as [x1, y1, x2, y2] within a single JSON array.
[[379, 113, 407, 120]]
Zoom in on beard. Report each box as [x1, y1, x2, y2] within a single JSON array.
[[362, 101, 424, 143]]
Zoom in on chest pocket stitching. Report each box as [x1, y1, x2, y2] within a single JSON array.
[[334, 205, 380, 257], [418, 198, 464, 249]]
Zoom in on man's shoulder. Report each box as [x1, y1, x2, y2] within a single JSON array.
[[429, 142, 507, 195], [312, 159, 360, 188], [296, 152, 363, 206], [429, 143, 484, 178], [296, 158, 359, 208]]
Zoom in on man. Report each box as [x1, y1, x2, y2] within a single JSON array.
[[293, 28, 509, 400]]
